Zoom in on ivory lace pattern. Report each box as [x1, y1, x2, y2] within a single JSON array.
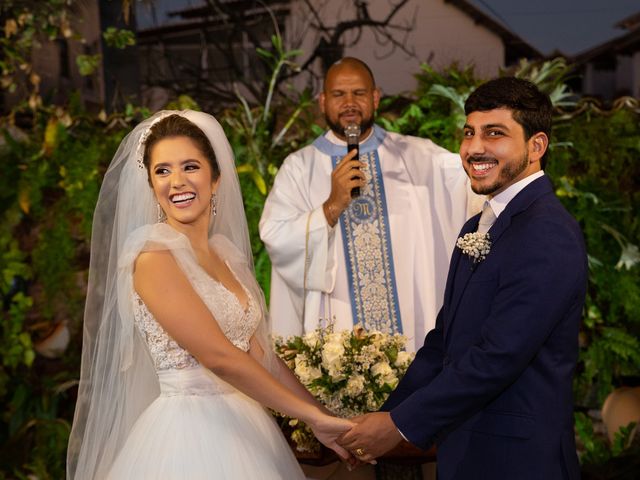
[[107, 269, 306, 479], [105, 261, 306, 479], [133, 265, 260, 372]]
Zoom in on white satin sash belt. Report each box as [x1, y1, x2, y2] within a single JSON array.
[[158, 366, 236, 397]]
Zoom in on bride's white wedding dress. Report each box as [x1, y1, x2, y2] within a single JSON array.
[[106, 263, 305, 479]]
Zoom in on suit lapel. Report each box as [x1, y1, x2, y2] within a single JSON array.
[[490, 175, 555, 244], [442, 215, 479, 341], [443, 176, 555, 345]]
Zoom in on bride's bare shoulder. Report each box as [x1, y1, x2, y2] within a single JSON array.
[[134, 250, 184, 289], [135, 249, 174, 267]]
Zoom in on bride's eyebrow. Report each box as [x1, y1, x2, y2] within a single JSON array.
[[153, 158, 202, 169]]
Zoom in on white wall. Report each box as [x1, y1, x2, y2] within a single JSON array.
[[286, 0, 504, 96]]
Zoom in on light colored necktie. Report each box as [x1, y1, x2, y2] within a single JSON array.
[[477, 201, 497, 234]]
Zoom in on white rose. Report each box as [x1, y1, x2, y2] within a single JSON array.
[[322, 337, 345, 372], [370, 361, 398, 387], [326, 332, 345, 345], [294, 355, 321, 384], [345, 374, 365, 396], [370, 361, 392, 377], [369, 331, 384, 347], [394, 351, 413, 368], [303, 330, 320, 348]]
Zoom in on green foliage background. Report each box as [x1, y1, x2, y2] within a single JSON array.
[[0, 51, 638, 479]]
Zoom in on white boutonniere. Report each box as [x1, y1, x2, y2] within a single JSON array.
[[456, 232, 491, 262]]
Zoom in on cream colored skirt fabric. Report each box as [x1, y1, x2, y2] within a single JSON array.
[[107, 366, 304, 479]]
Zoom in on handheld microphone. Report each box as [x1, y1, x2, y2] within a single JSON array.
[[344, 123, 361, 198]]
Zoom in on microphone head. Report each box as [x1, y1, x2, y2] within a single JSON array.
[[344, 123, 361, 142]]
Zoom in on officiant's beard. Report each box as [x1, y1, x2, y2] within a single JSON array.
[[325, 112, 375, 141], [467, 151, 529, 196]]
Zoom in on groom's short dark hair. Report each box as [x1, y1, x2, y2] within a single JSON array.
[[465, 77, 552, 165]]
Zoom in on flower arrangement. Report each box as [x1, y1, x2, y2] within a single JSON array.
[[274, 324, 414, 452], [456, 232, 491, 262]]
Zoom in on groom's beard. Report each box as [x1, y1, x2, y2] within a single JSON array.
[[466, 152, 529, 196]]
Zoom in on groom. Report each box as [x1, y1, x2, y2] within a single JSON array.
[[339, 77, 587, 479]]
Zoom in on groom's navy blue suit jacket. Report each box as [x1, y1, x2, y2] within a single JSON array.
[[383, 176, 587, 479]]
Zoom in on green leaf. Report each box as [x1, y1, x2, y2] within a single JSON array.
[[75, 54, 101, 76], [256, 47, 274, 60], [236, 164, 254, 175], [165, 94, 200, 111], [102, 27, 136, 49], [250, 170, 267, 196], [611, 422, 637, 456], [23, 348, 35, 367], [271, 34, 282, 52], [427, 84, 468, 112]]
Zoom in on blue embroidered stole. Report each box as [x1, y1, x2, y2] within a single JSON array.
[[313, 126, 403, 334]]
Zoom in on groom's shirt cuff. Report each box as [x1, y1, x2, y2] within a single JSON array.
[[390, 415, 409, 441]]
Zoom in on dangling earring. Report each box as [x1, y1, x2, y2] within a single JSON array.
[[211, 193, 217, 217], [157, 202, 166, 223]]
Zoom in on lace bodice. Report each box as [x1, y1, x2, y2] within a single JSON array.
[[133, 265, 261, 371]]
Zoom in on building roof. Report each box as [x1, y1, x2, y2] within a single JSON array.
[[137, 0, 290, 39], [573, 19, 640, 65], [165, 0, 287, 20], [615, 11, 640, 31], [444, 0, 542, 62]]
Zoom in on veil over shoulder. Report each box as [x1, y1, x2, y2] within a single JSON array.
[[67, 111, 277, 479]]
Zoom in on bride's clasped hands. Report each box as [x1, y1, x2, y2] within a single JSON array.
[[306, 409, 356, 461]]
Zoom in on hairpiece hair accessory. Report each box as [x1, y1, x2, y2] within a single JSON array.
[[136, 111, 177, 169]]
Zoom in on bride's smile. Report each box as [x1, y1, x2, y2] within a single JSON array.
[[170, 192, 196, 206], [149, 136, 218, 228]]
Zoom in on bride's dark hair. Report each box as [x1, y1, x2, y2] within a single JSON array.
[[142, 114, 221, 183]]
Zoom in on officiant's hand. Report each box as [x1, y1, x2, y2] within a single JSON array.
[[338, 412, 403, 463], [323, 150, 366, 226], [310, 414, 357, 464]]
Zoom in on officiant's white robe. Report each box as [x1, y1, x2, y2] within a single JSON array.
[[260, 126, 481, 351]]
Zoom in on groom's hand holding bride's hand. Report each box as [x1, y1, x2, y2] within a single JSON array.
[[337, 412, 403, 464], [310, 414, 357, 465]]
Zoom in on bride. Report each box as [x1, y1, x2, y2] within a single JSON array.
[[67, 110, 354, 479]]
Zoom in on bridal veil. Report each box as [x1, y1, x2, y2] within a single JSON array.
[[66, 110, 275, 479]]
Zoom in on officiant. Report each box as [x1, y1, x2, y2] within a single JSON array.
[[259, 57, 481, 353]]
